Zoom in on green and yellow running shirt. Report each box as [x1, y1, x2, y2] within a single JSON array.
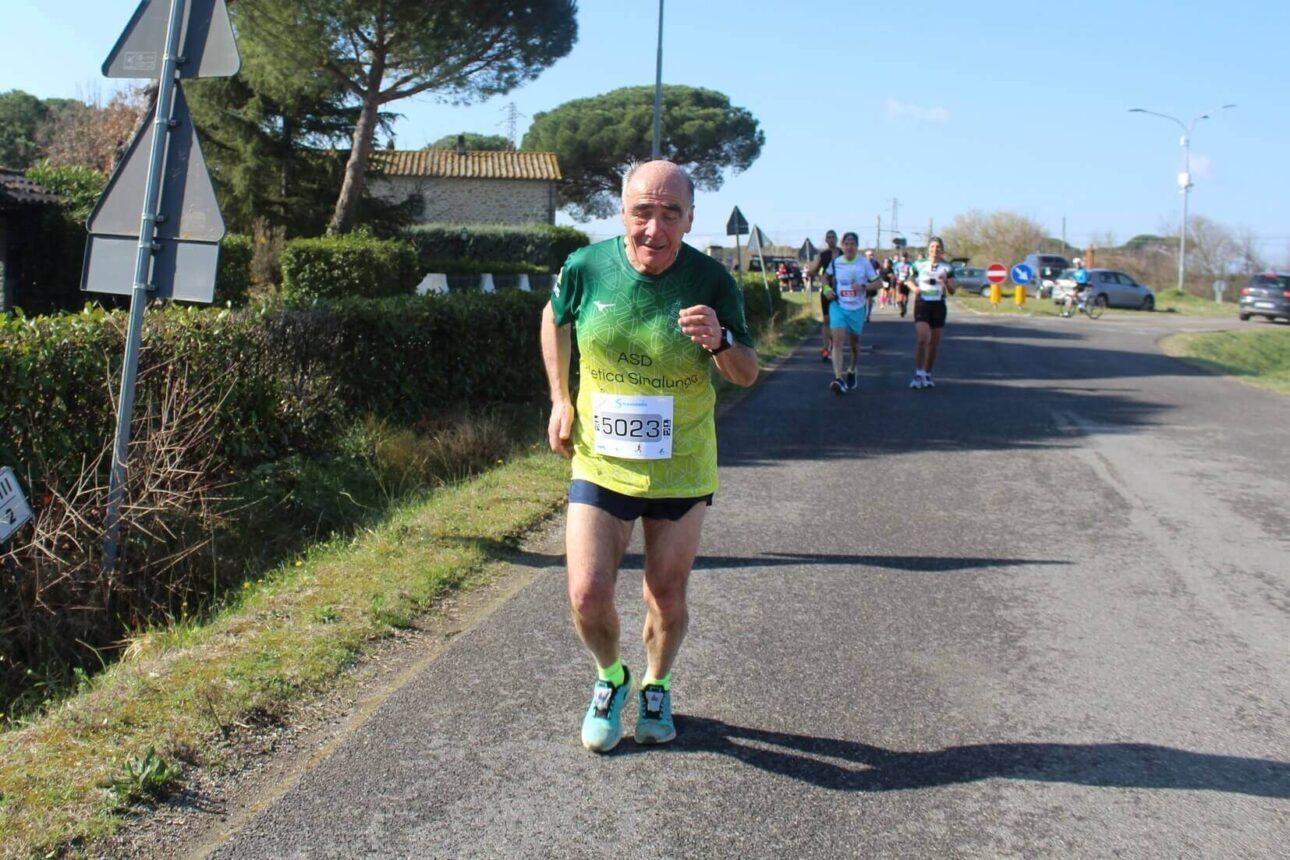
[[550, 237, 754, 499]]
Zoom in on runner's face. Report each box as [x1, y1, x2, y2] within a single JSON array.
[[928, 241, 943, 262], [621, 165, 694, 275], [825, 233, 838, 248], [841, 237, 858, 258]]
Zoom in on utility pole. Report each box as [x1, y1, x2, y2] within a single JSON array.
[[1062, 216, 1067, 252], [891, 197, 899, 236], [875, 215, 881, 250], [498, 102, 525, 149]]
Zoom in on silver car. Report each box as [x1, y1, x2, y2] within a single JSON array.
[[953, 267, 990, 294], [1051, 268, 1156, 311]]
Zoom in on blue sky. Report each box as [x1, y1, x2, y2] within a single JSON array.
[[6, 1, 1288, 264]]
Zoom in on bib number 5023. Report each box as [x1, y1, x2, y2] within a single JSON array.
[[591, 394, 673, 460]]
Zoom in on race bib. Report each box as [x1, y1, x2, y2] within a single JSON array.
[[591, 394, 673, 460]]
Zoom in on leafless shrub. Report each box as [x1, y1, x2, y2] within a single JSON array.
[[1, 358, 230, 712]]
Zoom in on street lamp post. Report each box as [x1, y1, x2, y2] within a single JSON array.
[[651, 0, 664, 159], [1129, 104, 1235, 295]]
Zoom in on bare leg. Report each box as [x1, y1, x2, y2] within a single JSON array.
[[566, 503, 634, 669], [914, 321, 931, 371], [640, 502, 706, 680], [926, 329, 943, 373], [831, 327, 847, 378], [848, 332, 860, 372]]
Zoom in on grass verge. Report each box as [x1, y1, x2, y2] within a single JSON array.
[[952, 289, 1239, 319], [1160, 327, 1290, 394], [0, 306, 811, 859]]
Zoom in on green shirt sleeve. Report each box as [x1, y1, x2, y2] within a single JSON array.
[[549, 257, 583, 326], [709, 269, 755, 348]]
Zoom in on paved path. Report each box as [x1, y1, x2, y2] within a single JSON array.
[[211, 309, 1289, 858]]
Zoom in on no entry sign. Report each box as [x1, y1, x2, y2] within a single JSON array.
[[987, 263, 1007, 285]]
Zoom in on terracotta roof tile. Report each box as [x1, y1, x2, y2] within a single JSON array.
[[0, 168, 61, 208], [369, 150, 562, 181]]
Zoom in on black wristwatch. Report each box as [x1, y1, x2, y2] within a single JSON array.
[[706, 326, 734, 356]]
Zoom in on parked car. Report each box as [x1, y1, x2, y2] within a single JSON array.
[[1023, 253, 1071, 297], [953, 267, 990, 294], [1238, 272, 1290, 322], [1051, 268, 1155, 310]]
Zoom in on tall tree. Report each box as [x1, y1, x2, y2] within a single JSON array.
[[522, 85, 764, 220], [0, 90, 47, 170], [186, 1, 364, 237], [941, 210, 1046, 268], [240, 0, 578, 234], [425, 132, 512, 151]]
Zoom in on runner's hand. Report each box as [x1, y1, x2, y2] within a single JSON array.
[[548, 398, 575, 458], [679, 305, 722, 350]]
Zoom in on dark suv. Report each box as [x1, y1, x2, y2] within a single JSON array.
[[1239, 273, 1290, 322]]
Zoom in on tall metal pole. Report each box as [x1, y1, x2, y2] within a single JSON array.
[[875, 215, 881, 251], [651, 0, 664, 159], [102, 0, 187, 573], [1178, 132, 1191, 295], [1129, 104, 1235, 296]]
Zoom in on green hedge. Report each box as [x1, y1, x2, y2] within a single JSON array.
[[215, 234, 254, 307], [280, 234, 419, 304], [405, 222, 588, 270]]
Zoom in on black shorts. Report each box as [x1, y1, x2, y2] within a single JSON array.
[[568, 480, 712, 522], [897, 284, 910, 297], [913, 298, 947, 329], [820, 292, 832, 319]]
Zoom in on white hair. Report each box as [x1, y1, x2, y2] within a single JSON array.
[[621, 160, 695, 206]]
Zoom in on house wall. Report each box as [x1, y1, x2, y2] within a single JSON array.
[[367, 176, 556, 225]]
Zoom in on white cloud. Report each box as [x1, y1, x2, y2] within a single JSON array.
[[885, 98, 950, 124]]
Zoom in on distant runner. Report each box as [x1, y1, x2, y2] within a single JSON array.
[[823, 231, 880, 394], [894, 252, 913, 317], [906, 236, 956, 389], [807, 230, 842, 363], [541, 160, 759, 752]]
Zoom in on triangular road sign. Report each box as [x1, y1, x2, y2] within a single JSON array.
[[747, 225, 771, 254], [799, 238, 818, 262], [104, 0, 240, 79], [88, 85, 224, 243], [726, 206, 749, 237]]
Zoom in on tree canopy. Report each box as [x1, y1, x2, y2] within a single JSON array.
[[521, 85, 763, 220], [239, 0, 578, 233], [941, 210, 1046, 268], [425, 132, 512, 151], [0, 90, 48, 170]]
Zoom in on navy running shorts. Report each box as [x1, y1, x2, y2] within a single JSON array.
[[568, 479, 713, 522]]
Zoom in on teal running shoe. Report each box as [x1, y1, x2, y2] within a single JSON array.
[[634, 683, 676, 745], [581, 666, 632, 753]]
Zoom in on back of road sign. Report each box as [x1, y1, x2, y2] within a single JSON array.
[[726, 206, 749, 237], [82, 86, 223, 302], [103, 0, 240, 79]]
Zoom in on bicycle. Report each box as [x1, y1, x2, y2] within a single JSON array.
[[1063, 289, 1105, 320]]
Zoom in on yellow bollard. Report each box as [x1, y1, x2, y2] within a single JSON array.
[[989, 283, 1001, 305], [1014, 285, 1026, 306]]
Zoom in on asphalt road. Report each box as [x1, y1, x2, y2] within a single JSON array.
[[209, 306, 1289, 858]]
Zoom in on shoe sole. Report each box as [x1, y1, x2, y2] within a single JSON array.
[[634, 729, 676, 745], [582, 734, 622, 753]]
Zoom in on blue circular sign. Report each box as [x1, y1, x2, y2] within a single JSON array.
[[1010, 263, 1035, 284]]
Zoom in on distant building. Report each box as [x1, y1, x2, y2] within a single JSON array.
[[366, 138, 562, 225], [705, 242, 799, 272], [0, 169, 61, 314]]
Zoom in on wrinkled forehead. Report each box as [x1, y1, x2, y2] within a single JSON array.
[[624, 168, 692, 209]]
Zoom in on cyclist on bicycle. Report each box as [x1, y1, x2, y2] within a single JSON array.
[[1062, 257, 1091, 317]]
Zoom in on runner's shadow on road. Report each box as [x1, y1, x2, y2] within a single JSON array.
[[624, 717, 1289, 799]]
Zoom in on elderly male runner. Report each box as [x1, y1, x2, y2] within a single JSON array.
[[540, 160, 759, 752]]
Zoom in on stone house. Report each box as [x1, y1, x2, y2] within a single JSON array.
[[366, 141, 562, 225]]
